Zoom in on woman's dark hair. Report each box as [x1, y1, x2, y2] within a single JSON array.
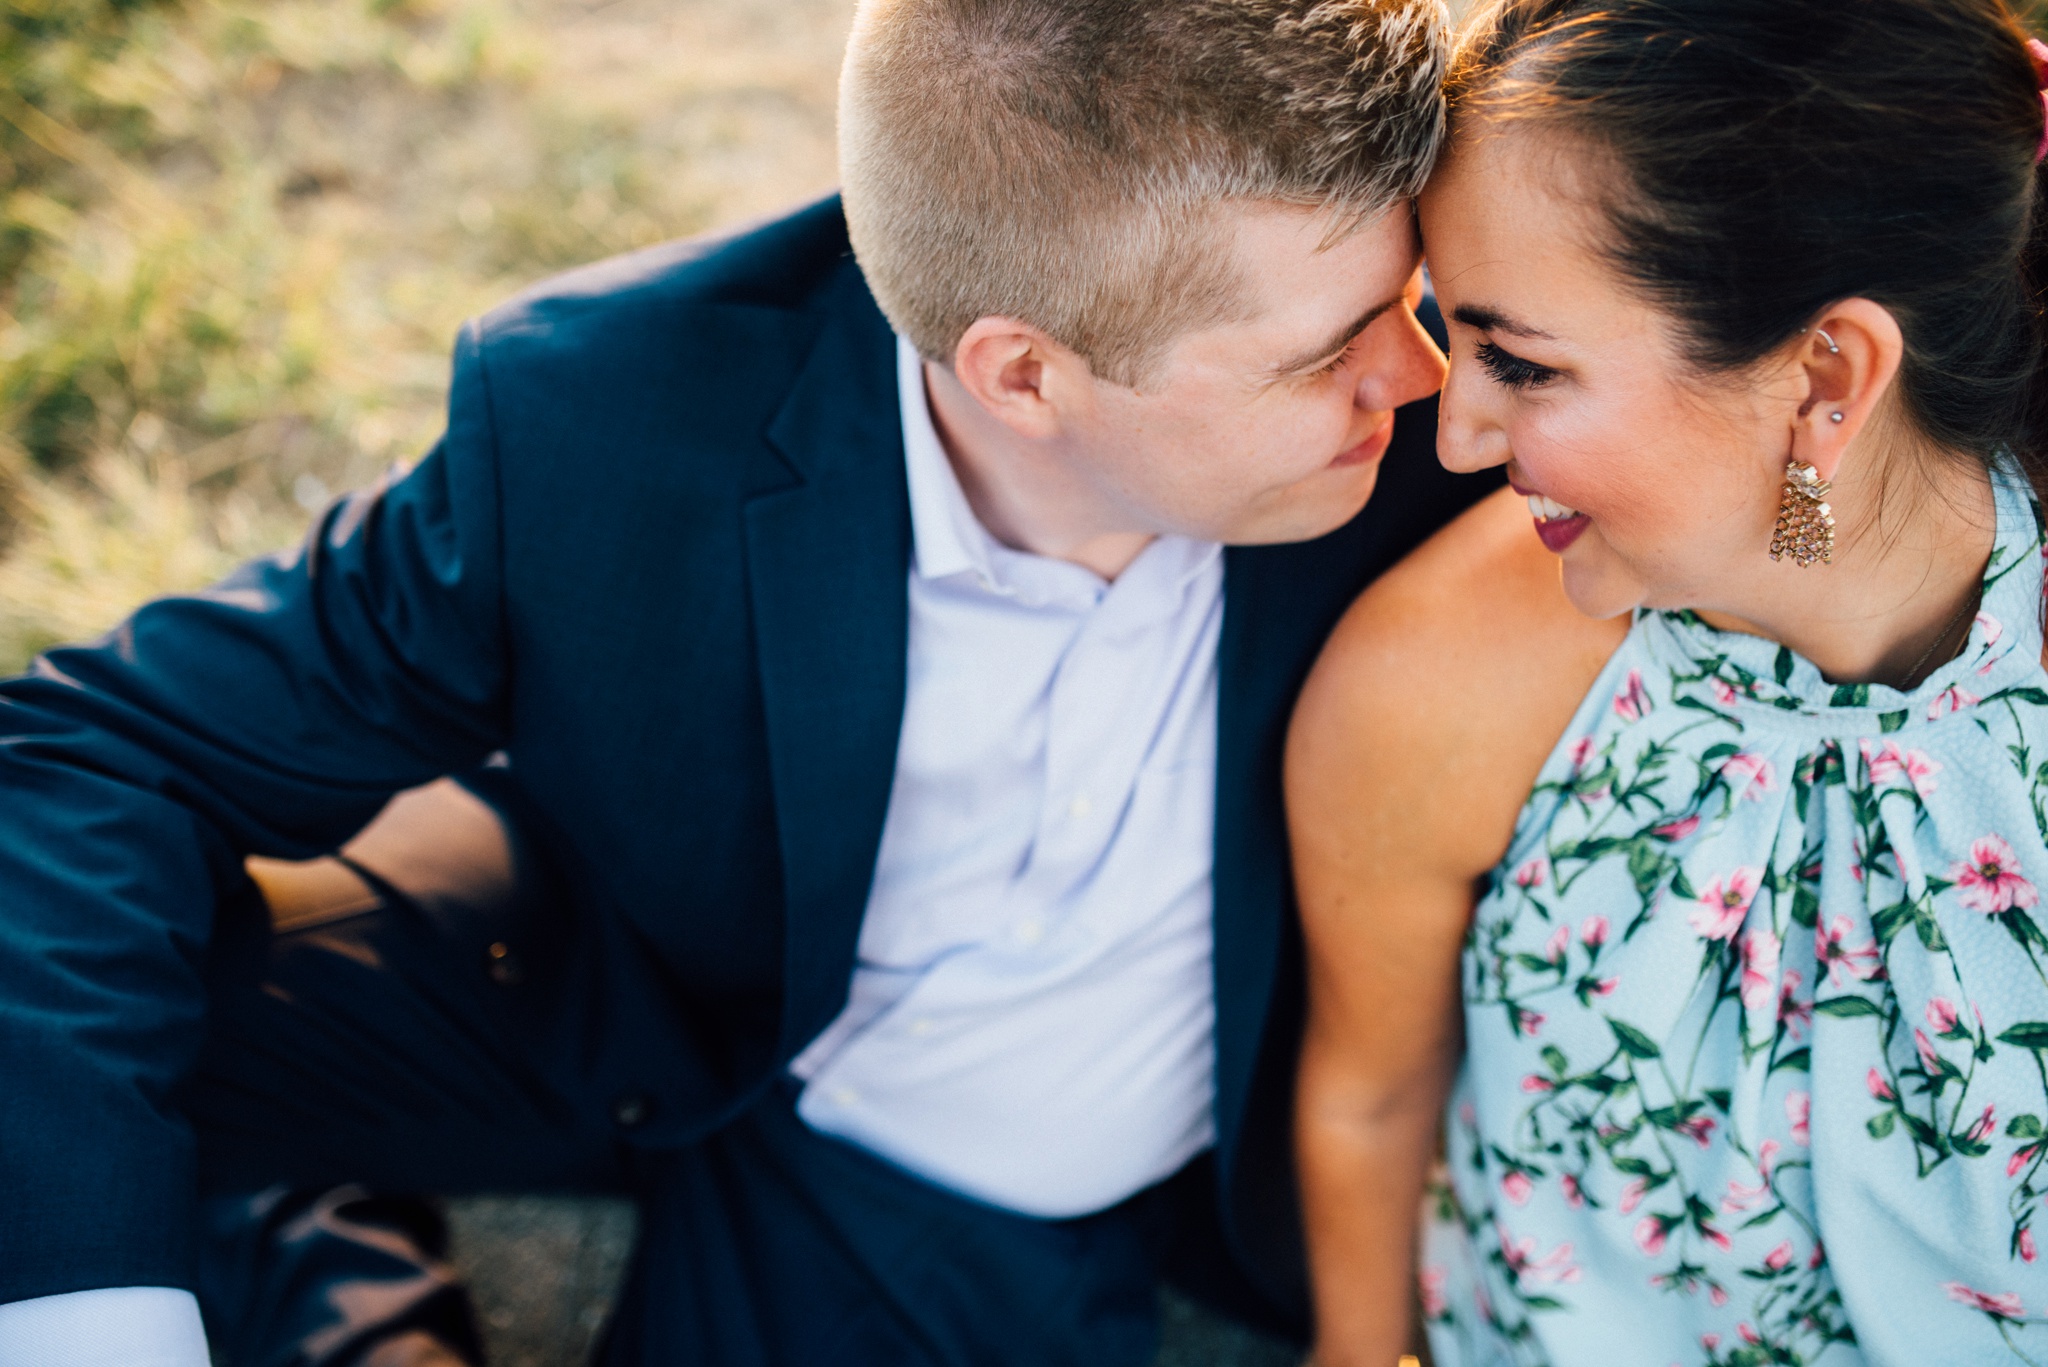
[[1449, 0, 2048, 490]]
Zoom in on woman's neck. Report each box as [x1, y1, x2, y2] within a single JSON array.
[[1695, 448, 2000, 690]]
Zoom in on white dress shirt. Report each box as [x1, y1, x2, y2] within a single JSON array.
[[0, 335, 1226, 1358], [790, 337, 1223, 1218]]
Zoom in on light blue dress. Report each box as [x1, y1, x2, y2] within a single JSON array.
[[1424, 467, 2048, 1366]]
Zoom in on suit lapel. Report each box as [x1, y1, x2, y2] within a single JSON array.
[[745, 266, 912, 1059]]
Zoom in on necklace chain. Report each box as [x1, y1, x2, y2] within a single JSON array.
[[1897, 587, 1981, 690]]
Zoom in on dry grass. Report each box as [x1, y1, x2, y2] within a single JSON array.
[[0, 0, 856, 671]]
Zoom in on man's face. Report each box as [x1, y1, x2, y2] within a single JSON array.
[[1061, 202, 1446, 546]]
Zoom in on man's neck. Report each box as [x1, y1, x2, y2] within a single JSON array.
[[921, 359, 1156, 581]]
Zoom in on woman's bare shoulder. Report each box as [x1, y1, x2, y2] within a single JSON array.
[[1288, 485, 1630, 882]]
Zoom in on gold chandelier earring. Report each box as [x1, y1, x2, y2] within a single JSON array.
[[1769, 459, 1835, 567]]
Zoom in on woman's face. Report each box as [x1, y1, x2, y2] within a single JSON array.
[[1419, 130, 1799, 620]]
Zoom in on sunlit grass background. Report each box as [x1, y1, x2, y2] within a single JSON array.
[[2, 0, 2043, 674], [0, 0, 857, 670]]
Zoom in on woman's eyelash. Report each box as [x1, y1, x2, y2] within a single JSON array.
[[1475, 340, 1558, 390]]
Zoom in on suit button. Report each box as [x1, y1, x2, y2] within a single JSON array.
[[611, 1093, 652, 1128], [484, 941, 525, 986]]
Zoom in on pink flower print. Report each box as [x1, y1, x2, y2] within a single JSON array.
[[1764, 1240, 1794, 1271], [1786, 1090, 1811, 1146], [1676, 1114, 1717, 1148], [1868, 1067, 1896, 1101], [1498, 1226, 1581, 1284], [1501, 1170, 1534, 1206], [1927, 997, 1961, 1034], [1978, 611, 2005, 649], [1652, 814, 1701, 842], [1966, 1104, 1997, 1144], [1711, 676, 1741, 706], [2022, 1228, 2038, 1265], [1740, 929, 1782, 1009], [1513, 857, 1548, 889], [1952, 835, 2039, 914], [1810, 1242, 1826, 1269], [1691, 867, 1762, 941], [1543, 924, 1570, 965], [1779, 972, 1812, 1038], [1944, 1283, 2025, 1319], [1634, 1216, 1668, 1256], [1561, 1173, 1584, 1209], [1418, 1265, 1448, 1319], [1929, 685, 1981, 721], [1619, 1177, 1648, 1214], [1517, 1009, 1545, 1036], [1701, 1332, 1722, 1351], [1567, 736, 1597, 775], [1860, 739, 1942, 797], [1719, 751, 1777, 801], [1581, 915, 1610, 947], [1708, 1285, 1729, 1308], [1739, 1324, 1763, 1346], [2011, 1144, 2041, 1178], [1590, 976, 1619, 998], [1521, 1074, 1554, 1093], [1701, 1222, 1733, 1251], [1816, 916, 1881, 985], [1722, 1175, 1769, 1214], [1757, 1139, 1781, 1179], [1915, 1028, 1942, 1073], [1615, 669, 1653, 721]]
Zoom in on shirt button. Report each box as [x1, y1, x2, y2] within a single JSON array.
[[1067, 794, 1093, 818], [1016, 917, 1044, 946], [611, 1093, 653, 1128], [484, 941, 525, 986]]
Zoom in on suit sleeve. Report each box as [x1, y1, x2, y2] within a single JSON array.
[[0, 321, 511, 1301]]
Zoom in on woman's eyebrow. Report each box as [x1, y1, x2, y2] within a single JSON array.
[[1452, 302, 1555, 340]]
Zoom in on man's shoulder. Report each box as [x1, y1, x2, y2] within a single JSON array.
[[469, 193, 870, 358]]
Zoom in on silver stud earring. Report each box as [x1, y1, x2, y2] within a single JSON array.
[[1815, 327, 1841, 355], [1830, 411, 1845, 424]]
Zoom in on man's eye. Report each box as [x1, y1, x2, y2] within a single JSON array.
[[1475, 340, 1558, 390], [1308, 340, 1358, 378]]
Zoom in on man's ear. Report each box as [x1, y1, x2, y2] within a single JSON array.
[[948, 317, 1089, 442], [1789, 297, 1906, 483]]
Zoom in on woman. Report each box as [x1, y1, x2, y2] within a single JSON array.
[[1289, 1, 2048, 1364]]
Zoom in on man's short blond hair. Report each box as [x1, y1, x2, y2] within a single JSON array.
[[840, 0, 1450, 387]]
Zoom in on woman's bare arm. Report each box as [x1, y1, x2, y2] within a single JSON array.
[[1287, 487, 1627, 1366]]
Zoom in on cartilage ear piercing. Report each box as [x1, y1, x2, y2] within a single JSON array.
[[1815, 327, 1841, 355], [1770, 461, 1835, 567]]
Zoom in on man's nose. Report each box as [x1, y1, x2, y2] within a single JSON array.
[[1354, 307, 1447, 416]]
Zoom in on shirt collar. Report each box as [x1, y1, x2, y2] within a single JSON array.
[[896, 334, 1222, 605]]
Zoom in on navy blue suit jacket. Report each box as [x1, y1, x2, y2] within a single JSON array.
[[0, 197, 1491, 1320]]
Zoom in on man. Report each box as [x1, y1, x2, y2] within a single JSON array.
[[0, 0, 1485, 1362]]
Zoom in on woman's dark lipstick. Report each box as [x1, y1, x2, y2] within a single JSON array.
[[1508, 476, 1591, 552]]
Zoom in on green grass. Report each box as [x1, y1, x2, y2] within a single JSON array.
[[0, 0, 854, 670]]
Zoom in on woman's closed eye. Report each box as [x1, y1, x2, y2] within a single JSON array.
[[1475, 340, 1559, 390]]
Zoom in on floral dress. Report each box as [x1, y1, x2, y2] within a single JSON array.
[[1422, 468, 2048, 1367]]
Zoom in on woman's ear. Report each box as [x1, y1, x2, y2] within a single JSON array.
[[1789, 297, 1906, 483]]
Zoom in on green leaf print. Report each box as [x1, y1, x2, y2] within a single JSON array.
[[1774, 646, 1795, 686], [1609, 1018, 1663, 1059], [1879, 709, 1908, 733], [1831, 683, 1870, 708], [2009, 1114, 2044, 1139], [1868, 1111, 1897, 1139], [1814, 997, 1883, 1019], [1997, 1021, 2048, 1051]]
